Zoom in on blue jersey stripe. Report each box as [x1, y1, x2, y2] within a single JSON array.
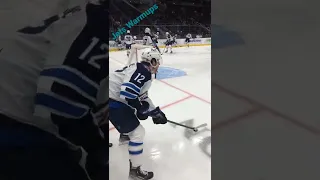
[[35, 93, 87, 118], [122, 82, 140, 94], [125, 88, 139, 97], [40, 68, 98, 98], [120, 91, 137, 99]]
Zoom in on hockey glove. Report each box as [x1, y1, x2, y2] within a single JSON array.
[[149, 107, 167, 124], [136, 101, 149, 120]]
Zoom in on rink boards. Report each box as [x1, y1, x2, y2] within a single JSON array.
[[109, 37, 211, 52]]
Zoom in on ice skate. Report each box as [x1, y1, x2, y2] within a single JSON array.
[[129, 160, 154, 180], [119, 133, 130, 145]]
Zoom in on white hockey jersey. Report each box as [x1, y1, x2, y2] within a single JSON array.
[[166, 34, 173, 41], [143, 33, 153, 46], [186, 33, 192, 38], [124, 34, 133, 45], [109, 63, 156, 111], [0, 0, 109, 137]]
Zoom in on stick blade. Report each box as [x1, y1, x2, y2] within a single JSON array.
[[195, 123, 208, 129]]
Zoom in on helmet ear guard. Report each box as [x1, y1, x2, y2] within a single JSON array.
[[140, 48, 162, 67]]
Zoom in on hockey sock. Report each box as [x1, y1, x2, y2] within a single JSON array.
[[129, 140, 144, 168], [128, 125, 145, 168], [155, 45, 161, 54], [153, 42, 161, 54]]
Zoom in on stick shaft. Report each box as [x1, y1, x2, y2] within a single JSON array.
[[167, 120, 195, 130]]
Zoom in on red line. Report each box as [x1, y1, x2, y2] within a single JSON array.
[[160, 95, 193, 109], [109, 95, 193, 131], [212, 82, 320, 135], [211, 107, 262, 130], [159, 80, 211, 104]]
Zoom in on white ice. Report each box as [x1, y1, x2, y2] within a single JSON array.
[[109, 46, 212, 180]]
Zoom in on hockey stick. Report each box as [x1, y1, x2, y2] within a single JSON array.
[[162, 44, 167, 54], [167, 119, 207, 132]]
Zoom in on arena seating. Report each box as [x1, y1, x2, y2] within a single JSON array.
[[109, 0, 211, 40]]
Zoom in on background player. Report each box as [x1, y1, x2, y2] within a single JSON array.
[[124, 30, 134, 57], [109, 44, 168, 180], [164, 32, 174, 53], [153, 31, 159, 44], [185, 33, 192, 47], [133, 36, 137, 44], [143, 27, 162, 54], [0, 1, 109, 179], [173, 34, 178, 46]]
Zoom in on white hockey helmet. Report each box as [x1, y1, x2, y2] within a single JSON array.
[[145, 27, 151, 34], [141, 48, 162, 74], [133, 36, 137, 39], [165, 32, 169, 35], [127, 30, 130, 34]]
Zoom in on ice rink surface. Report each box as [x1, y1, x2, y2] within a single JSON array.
[[212, 0, 320, 179], [109, 46, 212, 180]]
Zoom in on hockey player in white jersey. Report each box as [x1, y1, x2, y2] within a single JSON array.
[[173, 34, 178, 46], [164, 32, 174, 53], [0, 1, 109, 180], [124, 30, 134, 57], [133, 35, 137, 44], [109, 44, 168, 180], [185, 33, 192, 47], [143, 27, 162, 54], [142, 27, 153, 46]]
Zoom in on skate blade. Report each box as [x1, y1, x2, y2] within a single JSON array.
[[129, 174, 154, 180], [118, 141, 129, 146]]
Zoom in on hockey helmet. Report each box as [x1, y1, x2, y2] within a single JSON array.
[[141, 48, 162, 74], [145, 27, 151, 34], [127, 30, 130, 34]]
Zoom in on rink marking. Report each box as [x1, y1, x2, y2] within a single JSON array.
[[211, 107, 263, 131], [109, 95, 193, 131], [159, 80, 211, 104], [110, 56, 211, 105], [212, 82, 320, 135]]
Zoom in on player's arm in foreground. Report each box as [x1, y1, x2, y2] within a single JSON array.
[[33, 2, 109, 179]]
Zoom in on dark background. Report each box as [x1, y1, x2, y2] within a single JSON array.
[[212, 0, 320, 179]]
